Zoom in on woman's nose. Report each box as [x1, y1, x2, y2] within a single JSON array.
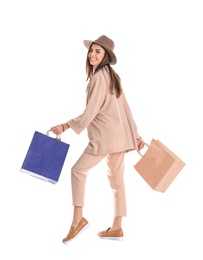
[[90, 51, 96, 57]]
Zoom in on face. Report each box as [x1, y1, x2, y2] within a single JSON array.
[[88, 43, 105, 70]]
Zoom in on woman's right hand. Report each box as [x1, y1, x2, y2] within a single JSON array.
[[137, 137, 145, 151]]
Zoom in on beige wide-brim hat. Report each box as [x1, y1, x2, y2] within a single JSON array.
[[83, 35, 117, 65]]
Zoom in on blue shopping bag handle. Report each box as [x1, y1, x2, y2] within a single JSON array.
[[46, 130, 61, 141]]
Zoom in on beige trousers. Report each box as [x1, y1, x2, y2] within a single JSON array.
[[71, 151, 127, 217]]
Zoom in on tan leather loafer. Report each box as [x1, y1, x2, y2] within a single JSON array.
[[62, 217, 89, 244], [97, 227, 124, 240]]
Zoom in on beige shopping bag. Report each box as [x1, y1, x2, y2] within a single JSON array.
[[134, 139, 186, 192]]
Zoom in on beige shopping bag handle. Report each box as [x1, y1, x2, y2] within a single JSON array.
[[137, 143, 149, 157], [46, 130, 61, 141]]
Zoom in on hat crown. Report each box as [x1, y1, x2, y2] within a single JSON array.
[[94, 35, 115, 51]]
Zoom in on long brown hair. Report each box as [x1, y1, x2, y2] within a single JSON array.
[[85, 46, 123, 98]]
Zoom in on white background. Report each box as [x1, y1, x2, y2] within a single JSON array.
[[1, 0, 203, 259]]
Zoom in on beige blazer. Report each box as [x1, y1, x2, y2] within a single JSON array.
[[67, 66, 138, 155]]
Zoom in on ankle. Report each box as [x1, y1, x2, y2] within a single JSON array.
[[110, 226, 122, 231], [71, 206, 83, 227], [71, 216, 83, 227], [111, 216, 122, 230]]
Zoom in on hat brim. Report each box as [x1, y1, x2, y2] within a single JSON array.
[[83, 40, 117, 65]]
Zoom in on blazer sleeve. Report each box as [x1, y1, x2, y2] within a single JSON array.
[[67, 72, 107, 134]]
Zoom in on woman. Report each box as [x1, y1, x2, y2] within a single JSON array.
[[51, 35, 144, 243]]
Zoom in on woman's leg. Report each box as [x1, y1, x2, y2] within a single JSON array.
[[70, 152, 105, 225], [97, 151, 126, 239], [106, 151, 126, 230], [63, 152, 105, 243]]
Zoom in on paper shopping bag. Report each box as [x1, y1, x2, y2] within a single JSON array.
[[20, 131, 70, 184], [134, 139, 185, 192]]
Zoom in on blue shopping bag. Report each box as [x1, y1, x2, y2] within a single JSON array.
[[20, 131, 70, 184]]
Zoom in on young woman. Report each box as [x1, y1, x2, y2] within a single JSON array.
[[51, 35, 144, 243]]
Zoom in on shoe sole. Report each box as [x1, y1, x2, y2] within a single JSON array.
[[98, 236, 124, 241], [63, 223, 90, 244]]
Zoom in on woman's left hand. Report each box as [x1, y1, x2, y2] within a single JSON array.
[[50, 125, 63, 135]]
